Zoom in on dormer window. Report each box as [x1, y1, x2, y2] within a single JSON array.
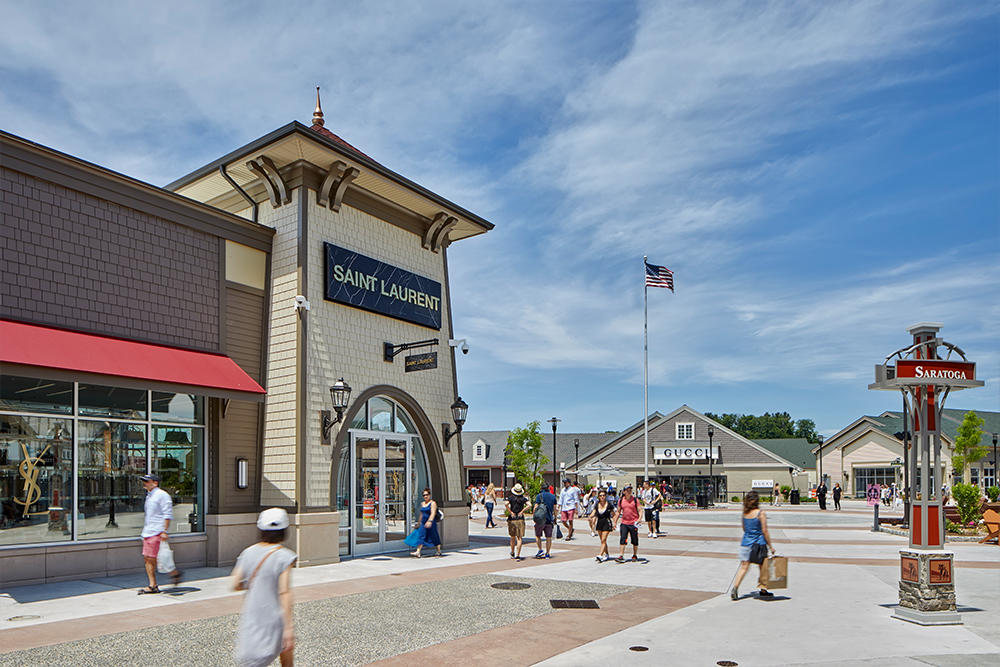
[[472, 439, 487, 461]]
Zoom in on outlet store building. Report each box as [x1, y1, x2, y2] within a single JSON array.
[[0, 107, 491, 584]]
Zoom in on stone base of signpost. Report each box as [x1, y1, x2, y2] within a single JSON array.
[[894, 550, 961, 626]]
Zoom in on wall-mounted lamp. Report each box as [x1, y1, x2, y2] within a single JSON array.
[[442, 397, 469, 451], [236, 457, 249, 489], [321, 378, 352, 443]]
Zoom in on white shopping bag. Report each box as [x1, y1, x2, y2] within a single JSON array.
[[157, 540, 176, 573]]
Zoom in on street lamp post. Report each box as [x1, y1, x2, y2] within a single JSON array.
[[707, 426, 715, 506], [992, 433, 998, 488], [817, 435, 825, 486], [503, 451, 509, 497], [548, 417, 561, 492], [574, 438, 580, 485]]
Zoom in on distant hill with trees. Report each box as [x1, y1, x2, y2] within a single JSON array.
[[704, 411, 819, 444]]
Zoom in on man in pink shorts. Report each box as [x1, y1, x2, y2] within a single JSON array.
[[138, 474, 182, 594], [558, 478, 581, 541]]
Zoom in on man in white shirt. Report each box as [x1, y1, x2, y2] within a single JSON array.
[[640, 480, 662, 538], [557, 479, 581, 540], [138, 473, 182, 594]]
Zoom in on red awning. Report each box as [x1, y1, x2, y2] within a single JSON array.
[[0, 320, 265, 399]]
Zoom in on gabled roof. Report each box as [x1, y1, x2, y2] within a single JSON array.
[[751, 439, 815, 470], [815, 408, 999, 454], [461, 430, 618, 471]]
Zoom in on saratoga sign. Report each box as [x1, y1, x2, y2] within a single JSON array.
[[895, 360, 975, 381], [653, 446, 717, 461], [324, 243, 442, 329]]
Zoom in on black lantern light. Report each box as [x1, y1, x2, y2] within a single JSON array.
[[443, 397, 469, 447], [321, 378, 352, 442]]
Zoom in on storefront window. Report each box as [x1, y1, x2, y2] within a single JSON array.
[[350, 402, 367, 430], [152, 392, 204, 424], [855, 467, 898, 498], [0, 375, 73, 414], [0, 414, 73, 546], [152, 427, 204, 533], [369, 397, 393, 432], [394, 406, 417, 434], [77, 421, 146, 540], [78, 384, 147, 420], [0, 374, 206, 548]]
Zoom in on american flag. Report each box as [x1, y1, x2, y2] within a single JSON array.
[[645, 261, 674, 291]]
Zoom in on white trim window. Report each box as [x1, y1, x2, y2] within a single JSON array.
[[472, 439, 487, 461], [676, 422, 694, 440]]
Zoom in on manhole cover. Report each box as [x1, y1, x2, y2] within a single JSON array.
[[717, 662, 738, 666], [390, 573, 403, 576], [629, 646, 649, 652], [371, 557, 392, 561], [550, 599, 599, 609], [6, 615, 41, 622], [491, 582, 531, 590]]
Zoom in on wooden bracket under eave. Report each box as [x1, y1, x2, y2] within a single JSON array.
[[318, 160, 359, 212], [422, 212, 448, 251], [431, 216, 458, 252], [246, 156, 290, 207]]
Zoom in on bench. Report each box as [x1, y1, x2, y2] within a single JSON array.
[[981, 509, 1000, 544]]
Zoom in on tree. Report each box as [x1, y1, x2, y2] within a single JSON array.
[[704, 411, 821, 444], [952, 410, 987, 484], [506, 421, 549, 499]]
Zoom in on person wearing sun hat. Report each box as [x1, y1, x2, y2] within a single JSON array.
[[505, 483, 530, 560], [231, 508, 298, 667]]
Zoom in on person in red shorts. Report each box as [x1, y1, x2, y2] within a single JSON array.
[[615, 485, 642, 562], [558, 478, 581, 541]]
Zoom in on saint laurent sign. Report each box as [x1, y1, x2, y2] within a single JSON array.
[[405, 352, 437, 372], [324, 243, 442, 329]]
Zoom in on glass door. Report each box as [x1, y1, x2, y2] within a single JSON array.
[[351, 432, 412, 555]]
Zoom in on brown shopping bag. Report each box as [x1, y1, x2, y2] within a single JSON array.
[[760, 556, 788, 589]]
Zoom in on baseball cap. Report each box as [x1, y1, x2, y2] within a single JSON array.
[[257, 507, 290, 531], [140, 474, 160, 482]]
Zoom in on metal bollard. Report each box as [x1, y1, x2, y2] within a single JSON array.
[[872, 502, 880, 532]]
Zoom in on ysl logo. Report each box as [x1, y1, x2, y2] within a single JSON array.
[[14, 442, 51, 517]]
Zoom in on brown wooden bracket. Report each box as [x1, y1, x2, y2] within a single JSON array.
[[222, 398, 230, 418], [318, 161, 359, 212], [431, 216, 458, 252], [422, 212, 448, 250], [246, 156, 290, 207]]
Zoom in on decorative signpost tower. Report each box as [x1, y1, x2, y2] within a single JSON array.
[[869, 323, 983, 625]]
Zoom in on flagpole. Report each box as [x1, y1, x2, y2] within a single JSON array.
[[643, 255, 649, 483]]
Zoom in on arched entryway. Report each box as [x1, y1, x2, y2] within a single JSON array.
[[333, 389, 444, 556]]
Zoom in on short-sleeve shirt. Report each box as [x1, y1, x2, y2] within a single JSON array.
[[558, 486, 580, 510], [640, 487, 661, 506], [141, 487, 173, 538], [618, 496, 640, 525], [535, 491, 557, 524], [507, 494, 528, 517]]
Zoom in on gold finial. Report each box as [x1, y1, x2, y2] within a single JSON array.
[[313, 86, 324, 127]]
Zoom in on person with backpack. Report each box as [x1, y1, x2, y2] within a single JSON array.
[[533, 484, 557, 559], [593, 488, 616, 562], [231, 508, 298, 667], [640, 480, 662, 538], [505, 483, 530, 561], [411, 488, 441, 557], [615, 485, 642, 562]]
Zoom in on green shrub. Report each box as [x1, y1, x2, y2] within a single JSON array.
[[987, 486, 1000, 502], [780, 485, 791, 498], [731, 495, 740, 502], [951, 483, 983, 525], [801, 497, 817, 503], [946, 520, 963, 534]]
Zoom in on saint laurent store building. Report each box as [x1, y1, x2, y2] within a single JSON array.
[[166, 100, 492, 564], [1, 130, 272, 585], [1, 105, 491, 582]]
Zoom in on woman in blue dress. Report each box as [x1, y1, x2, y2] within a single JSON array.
[[731, 490, 776, 600], [412, 487, 441, 557]]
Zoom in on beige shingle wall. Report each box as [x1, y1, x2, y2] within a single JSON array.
[[305, 196, 463, 505]]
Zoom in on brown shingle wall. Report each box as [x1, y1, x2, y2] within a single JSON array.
[[0, 167, 220, 351]]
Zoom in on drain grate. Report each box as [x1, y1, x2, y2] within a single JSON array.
[[491, 582, 531, 590], [6, 615, 41, 622], [550, 599, 599, 609], [717, 662, 738, 666], [629, 645, 649, 652], [371, 557, 392, 561]]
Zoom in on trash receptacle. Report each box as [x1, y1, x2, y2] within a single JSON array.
[[696, 493, 708, 508], [790, 489, 800, 505]]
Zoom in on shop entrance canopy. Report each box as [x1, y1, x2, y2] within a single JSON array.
[[0, 319, 265, 401]]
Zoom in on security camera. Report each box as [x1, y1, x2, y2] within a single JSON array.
[[448, 338, 469, 355], [294, 295, 310, 311]]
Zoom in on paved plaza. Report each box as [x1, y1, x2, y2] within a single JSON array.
[[1, 501, 998, 666]]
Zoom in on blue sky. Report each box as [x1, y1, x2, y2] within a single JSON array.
[[2, 2, 997, 437]]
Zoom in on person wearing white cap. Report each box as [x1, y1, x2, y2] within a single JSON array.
[[231, 508, 298, 667]]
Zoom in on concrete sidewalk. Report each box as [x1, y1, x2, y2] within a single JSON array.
[[1, 507, 997, 666]]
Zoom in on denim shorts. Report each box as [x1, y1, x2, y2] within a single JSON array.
[[737, 545, 752, 561]]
